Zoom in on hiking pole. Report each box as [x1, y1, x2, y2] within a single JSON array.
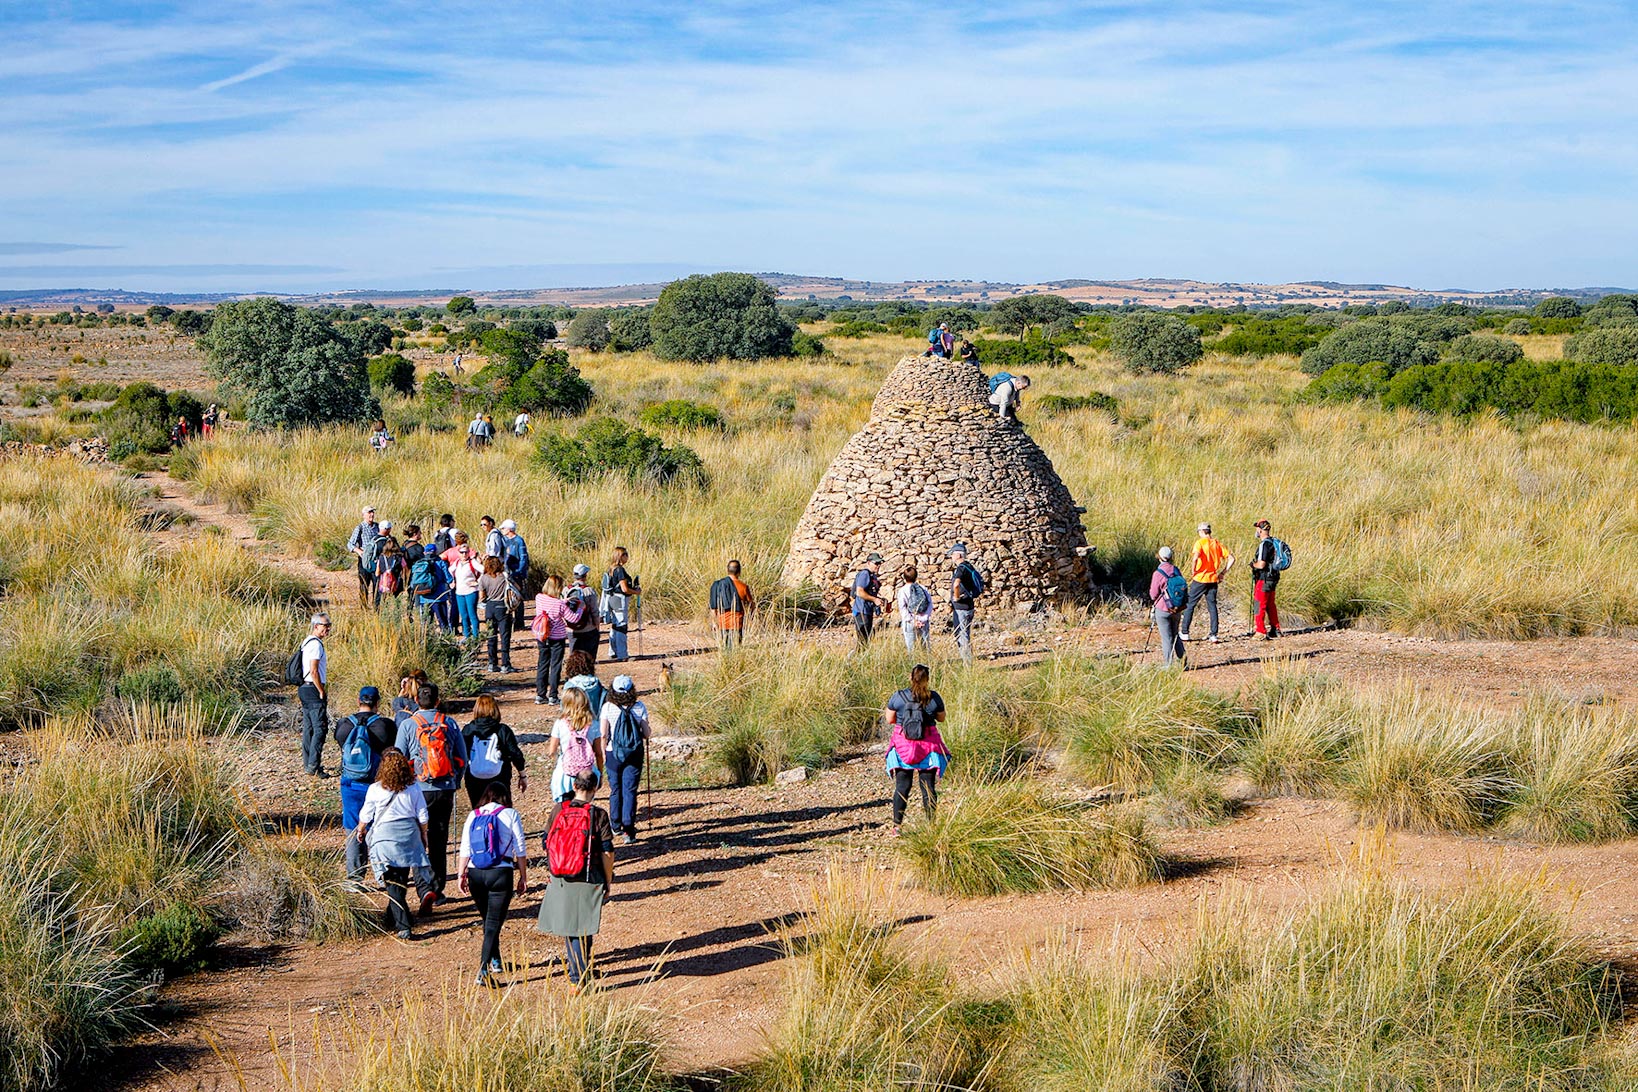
[[635, 591, 645, 660], [644, 733, 653, 834]]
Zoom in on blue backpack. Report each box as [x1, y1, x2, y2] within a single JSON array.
[[957, 562, 984, 598], [607, 705, 644, 765], [987, 371, 1015, 394], [928, 328, 942, 346], [339, 713, 384, 782], [1270, 538, 1293, 572], [468, 808, 506, 869], [1160, 567, 1188, 610], [409, 557, 436, 595]]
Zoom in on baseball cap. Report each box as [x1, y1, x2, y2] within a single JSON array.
[[612, 675, 636, 694], [948, 542, 968, 556], [1158, 546, 1174, 561], [500, 519, 517, 531], [1199, 523, 1211, 535], [1254, 519, 1271, 531], [380, 520, 393, 530], [358, 686, 380, 704], [363, 505, 375, 516], [572, 563, 591, 577], [866, 552, 884, 563]]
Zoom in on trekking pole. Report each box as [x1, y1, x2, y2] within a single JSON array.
[[635, 592, 645, 660], [644, 734, 653, 833]]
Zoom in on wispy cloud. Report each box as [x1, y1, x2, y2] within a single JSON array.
[[0, 1, 1634, 291], [0, 242, 121, 256]]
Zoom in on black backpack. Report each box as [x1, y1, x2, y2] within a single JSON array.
[[893, 689, 926, 741], [283, 636, 318, 686]]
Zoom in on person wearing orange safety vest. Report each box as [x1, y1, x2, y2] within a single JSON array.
[[1180, 522, 1234, 643]]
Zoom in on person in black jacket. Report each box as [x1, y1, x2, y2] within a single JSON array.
[[333, 686, 397, 882], [461, 694, 529, 807]]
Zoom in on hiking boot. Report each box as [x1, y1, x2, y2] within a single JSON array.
[[418, 890, 439, 916], [534, 697, 548, 705]]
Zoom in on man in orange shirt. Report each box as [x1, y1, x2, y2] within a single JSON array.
[[1180, 522, 1234, 643], [709, 559, 755, 651]]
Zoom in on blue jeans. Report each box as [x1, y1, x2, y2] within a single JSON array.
[[1154, 607, 1185, 666], [340, 778, 370, 880], [608, 625, 628, 660], [565, 934, 594, 985], [607, 749, 644, 834], [298, 685, 327, 772], [903, 620, 930, 652], [456, 592, 480, 638], [952, 606, 974, 664]]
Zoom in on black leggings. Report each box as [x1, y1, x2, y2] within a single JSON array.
[[382, 867, 414, 932], [892, 768, 938, 825], [467, 865, 514, 970], [536, 638, 566, 701]]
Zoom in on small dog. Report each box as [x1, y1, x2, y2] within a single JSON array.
[[659, 661, 675, 690]]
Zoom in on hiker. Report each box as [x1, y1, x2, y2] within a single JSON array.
[[561, 650, 605, 720], [958, 340, 979, 364], [883, 663, 949, 836], [566, 564, 601, 665], [455, 782, 529, 987], [461, 694, 528, 808], [347, 505, 381, 609], [202, 403, 218, 439], [356, 748, 431, 940], [513, 410, 532, 438], [480, 515, 505, 561], [601, 547, 638, 662], [1180, 522, 1234, 645], [393, 682, 468, 913], [988, 373, 1031, 420], [708, 559, 755, 651], [369, 419, 395, 454], [334, 686, 396, 882], [392, 670, 429, 721], [432, 513, 458, 555], [452, 351, 464, 376], [411, 543, 453, 629], [466, 411, 492, 450], [851, 552, 890, 649], [443, 531, 483, 639], [544, 687, 604, 801], [537, 769, 615, 989], [170, 416, 190, 447], [402, 524, 425, 564], [478, 556, 515, 672], [374, 534, 407, 615], [1151, 546, 1187, 667], [896, 564, 933, 651], [533, 573, 572, 705], [1251, 518, 1285, 640], [500, 519, 530, 633], [298, 613, 331, 776], [925, 322, 953, 359], [601, 675, 650, 844], [949, 543, 983, 664]]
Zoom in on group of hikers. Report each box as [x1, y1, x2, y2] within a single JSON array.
[[167, 402, 221, 447], [1150, 519, 1291, 666], [847, 543, 988, 663], [921, 323, 1033, 420]]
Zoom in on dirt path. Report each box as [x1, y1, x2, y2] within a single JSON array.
[[113, 474, 1638, 1090]]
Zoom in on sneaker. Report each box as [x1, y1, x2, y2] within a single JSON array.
[[547, 695, 559, 705], [489, 957, 503, 974], [1179, 633, 1192, 642], [418, 890, 439, 916], [475, 971, 489, 987], [534, 697, 548, 705], [1208, 635, 1220, 643], [396, 929, 414, 940], [620, 832, 637, 846], [1259, 633, 1275, 642]]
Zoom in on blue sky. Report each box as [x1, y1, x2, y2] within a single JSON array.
[[2, 1, 1635, 293]]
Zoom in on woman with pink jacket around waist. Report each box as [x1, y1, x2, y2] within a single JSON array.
[[532, 574, 572, 705], [883, 663, 950, 836]]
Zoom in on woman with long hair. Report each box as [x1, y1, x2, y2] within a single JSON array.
[[456, 781, 528, 987], [375, 535, 406, 616], [461, 693, 528, 807], [602, 547, 637, 662], [444, 531, 483, 639], [532, 573, 571, 706], [883, 663, 950, 836], [355, 748, 431, 939], [392, 669, 429, 720], [544, 686, 604, 801], [478, 555, 514, 672]]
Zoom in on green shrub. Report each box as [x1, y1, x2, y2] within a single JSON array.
[[113, 662, 186, 706], [199, 298, 376, 428], [1310, 357, 1638, 423], [1110, 311, 1203, 374], [1300, 316, 1446, 375], [639, 399, 725, 430], [1565, 324, 1638, 367], [115, 902, 219, 975], [971, 336, 1072, 368], [99, 381, 203, 455], [790, 330, 826, 357], [608, 308, 652, 351], [503, 350, 593, 416], [1444, 333, 1524, 363], [1034, 392, 1118, 417], [1212, 317, 1330, 356], [1504, 317, 1533, 335], [421, 370, 456, 410], [536, 417, 705, 487], [827, 319, 890, 338], [1535, 296, 1583, 319], [565, 309, 611, 350], [651, 272, 795, 361], [445, 295, 476, 316], [365, 352, 416, 395]]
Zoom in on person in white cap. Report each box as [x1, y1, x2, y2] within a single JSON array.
[[1150, 547, 1187, 667], [299, 613, 332, 774], [566, 563, 601, 664], [1180, 522, 1234, 644], [347, 506, 380, 609], [600, 675, 650, 844]]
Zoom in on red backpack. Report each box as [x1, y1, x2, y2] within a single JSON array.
[[413, 712, 458, 782], [546, 802, 595, 878]]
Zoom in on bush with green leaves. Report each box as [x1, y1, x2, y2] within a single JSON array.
[[446, 295, 476, 316], [608, 309, 652, 351], [1565, 324, 1638, 367], [650, 272, 795, 361], [198, 299, 377, 429], [790, 330, 826, 357], [565, 309, 612, 350], [1300, 316, 1447, 376], [1035, 392, 1119, 418], [1213, 317, 1331, 357], [510, 317, 557, 342], [971, 336, 1071, 368], [1443, 333, 1524, 364], [1109, 311, 1203, 374], [365, 353, 416, 396], [1309, 357, 1638, 423], [339, 319, 392, 357], [536, 417, 705, 487], [1535, 296, 1583, 319], [503, 350, 593, 416], [992, 294, 1079, 340], [1504, 317, 1533, 335], [1580, 294, 1638, 327], [115, 901, 220, 975], [639, 399, 725, 430], [100, 382, 204, 457]]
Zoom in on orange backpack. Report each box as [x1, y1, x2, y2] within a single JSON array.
[[413, 711, 458, 781]]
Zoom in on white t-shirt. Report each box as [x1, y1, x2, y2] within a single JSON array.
[[359, 782, 429, 826], [550, 716, 602, 799], [445, 549, 483, 595], [513, 413, 530, 434], [457, 803, 528, 865], [301, 635, 327, 686], [896, 583, 932, 625]]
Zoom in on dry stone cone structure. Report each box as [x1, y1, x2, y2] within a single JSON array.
[[782, 355, 1091, 617]]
